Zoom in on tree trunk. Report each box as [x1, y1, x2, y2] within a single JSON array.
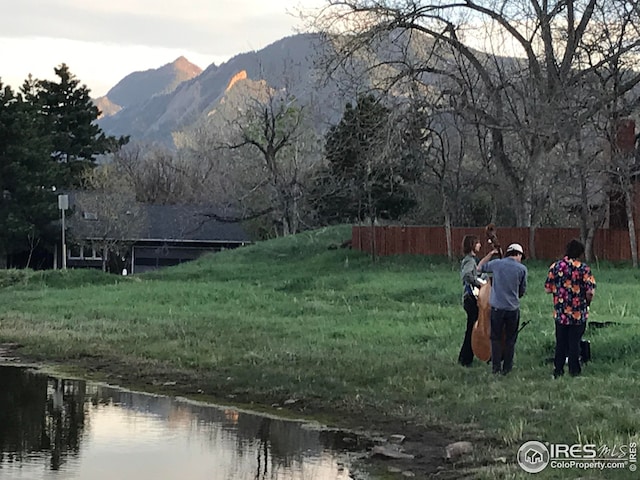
[[625, 188, 638, 268], [369, 216, 377, 263], [282, 216, 291, 236], [489, 191, 498, 224], [444, 212, 453, 261], [520, 184, 534, 228], [528, 225, 536, 261], [102, 247, 108, 272], [442, 194, 453, 261], [290, 193, 299, 235], [584, 226, 597, 262], [367, 169, 377, 262]]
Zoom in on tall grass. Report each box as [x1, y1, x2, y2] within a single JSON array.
[[1, 225, 638, 479]]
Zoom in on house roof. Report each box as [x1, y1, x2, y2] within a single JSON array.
[[141, 204, 251, 243], [67, 193, 251, 244]]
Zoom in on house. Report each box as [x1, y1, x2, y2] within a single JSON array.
[[63, 193, 251, 273]]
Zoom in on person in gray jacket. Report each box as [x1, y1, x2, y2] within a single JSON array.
[[458, 235, 487, 366], [477, 243, 528, 375]]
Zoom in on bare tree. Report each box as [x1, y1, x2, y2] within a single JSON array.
[[313, 0, 640, 239], [400, 92, 468, 260], [221, 83, 319, 236], [109, 143, 199, 205], [71, 170, 143, 272], [608, 120, 640, 267]]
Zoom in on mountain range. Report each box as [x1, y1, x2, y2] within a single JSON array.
[[95, 33, 349, 148], [94, 56, 202, 118]]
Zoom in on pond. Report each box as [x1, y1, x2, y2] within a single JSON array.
[[0, 365, 368, 480]]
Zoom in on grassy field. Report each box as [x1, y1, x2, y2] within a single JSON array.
[[0, 225, 639, 479]]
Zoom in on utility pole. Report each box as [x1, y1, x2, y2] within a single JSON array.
[[58, 194, 69, 270]]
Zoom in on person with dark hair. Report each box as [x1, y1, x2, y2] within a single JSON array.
[[477, 243, 528, 375], [545, 239, 596, 378], [458, 235, 487, 366]]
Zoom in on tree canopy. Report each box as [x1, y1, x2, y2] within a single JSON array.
[[312, 0, 640, 259], [34, 64, 128, 188], [0, 83, 58, 264], [0, 65, 127, 267], [310, 94, 417, 223]]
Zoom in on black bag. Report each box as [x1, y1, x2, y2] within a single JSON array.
[[580, 340, 591, 363]]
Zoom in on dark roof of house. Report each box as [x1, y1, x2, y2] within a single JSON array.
[[141, 204, 251, 243], [67, 192, 251, 244]]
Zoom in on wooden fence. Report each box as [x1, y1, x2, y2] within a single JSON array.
[[351, 225, 639, 261]]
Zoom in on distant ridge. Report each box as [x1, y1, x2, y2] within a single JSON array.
[[96, 33, 347, 145], [94, 56, 205, 118]]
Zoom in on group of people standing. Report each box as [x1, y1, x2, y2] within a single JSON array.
[[458, 235, 596, 377]]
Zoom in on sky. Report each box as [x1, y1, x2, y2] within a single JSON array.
[[1, 0, 323, 97]]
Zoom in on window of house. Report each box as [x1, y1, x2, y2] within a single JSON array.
[[67, 245, 103, 260]]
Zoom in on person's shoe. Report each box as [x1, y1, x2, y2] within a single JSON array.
[[553, 370, 564, 379]]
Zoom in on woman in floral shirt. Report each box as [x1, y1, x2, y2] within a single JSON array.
[[544, 239, 596, 377]]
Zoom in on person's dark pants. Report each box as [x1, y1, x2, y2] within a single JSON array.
[[554, 322, 586, 376], [458, 295, 478, 366], [490, 307, 520, 374]]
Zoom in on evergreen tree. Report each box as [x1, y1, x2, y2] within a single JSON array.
[[0, 83, 59, 265], [35, 64, 126, 188], [1, 65, 127, 267], [310, 95, 416, 223]]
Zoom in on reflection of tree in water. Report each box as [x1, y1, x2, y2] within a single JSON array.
[[0, 367, 48, 464], [255, 418, 270, 479], [44, 377, 86, 469], [0, 367, 86, 471], [238, 415, 334, 480], [1, 367, 356, 479], [242, 416, 358, 480], [168, 399, 351, 479]]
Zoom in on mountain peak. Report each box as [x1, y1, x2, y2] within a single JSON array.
[[172, 56, 203, 77], [99, 56, 204, 112]]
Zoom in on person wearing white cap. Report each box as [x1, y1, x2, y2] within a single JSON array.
[[477, 242, 528, 375]]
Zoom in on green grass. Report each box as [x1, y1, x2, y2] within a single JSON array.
[[1, 225, 639, 479]]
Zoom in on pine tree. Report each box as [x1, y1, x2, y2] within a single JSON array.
[[310, 95, 416, 223], [1, 65, 128, 267], [0, 82, 59, 265], [35, 64, 126, 188]]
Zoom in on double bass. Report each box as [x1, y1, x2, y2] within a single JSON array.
[[471, 224, 503, 362]]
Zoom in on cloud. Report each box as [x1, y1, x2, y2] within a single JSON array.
[[1, 0, 310, 56], [0, 37, 223, 97], [0, 0, 322, 96]]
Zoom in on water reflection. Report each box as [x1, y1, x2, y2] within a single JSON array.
[[0, 366, 361, 480]]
